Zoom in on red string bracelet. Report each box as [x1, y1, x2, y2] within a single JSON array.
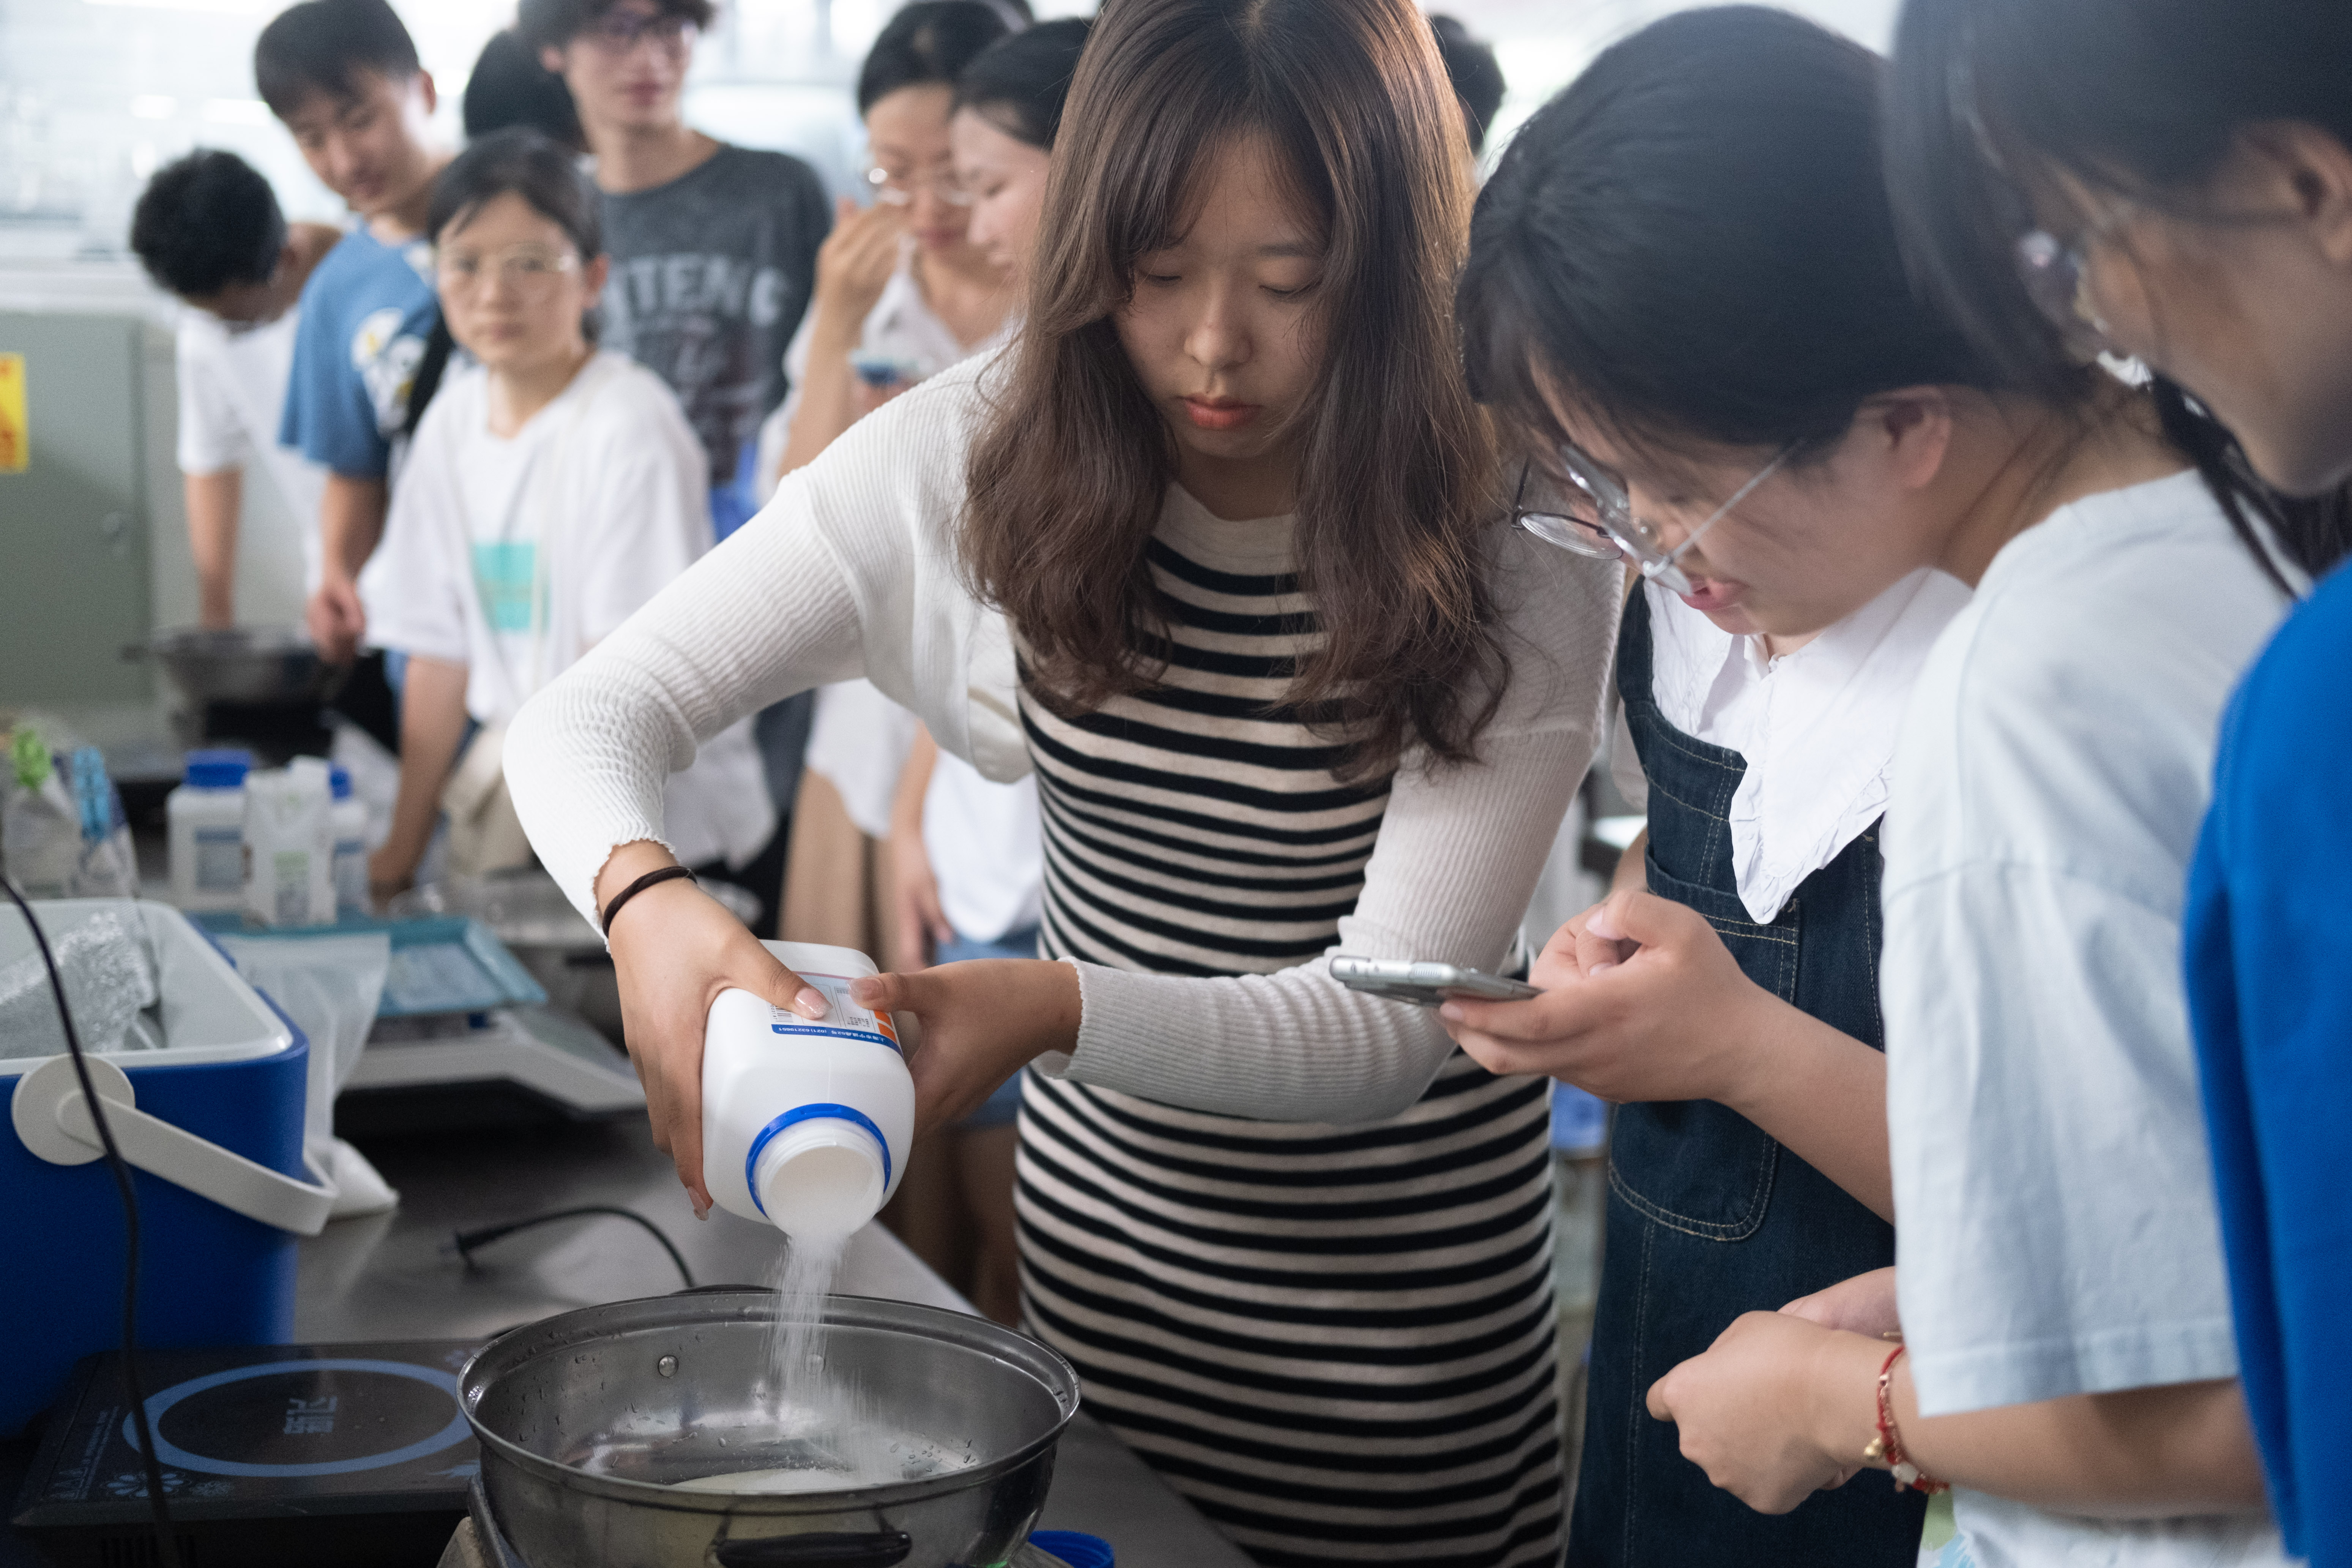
[[1863, 1342, 1950, 1495]]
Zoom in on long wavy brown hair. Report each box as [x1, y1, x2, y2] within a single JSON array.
[[959, 0, 1505, 779]]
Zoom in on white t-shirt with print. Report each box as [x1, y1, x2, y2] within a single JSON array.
[[175, 307, 330, 591], [360, 350, 774, 870], [1883, 471, 2293, 1568]]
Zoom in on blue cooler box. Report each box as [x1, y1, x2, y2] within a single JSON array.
[[1, 900, 311, 1437]]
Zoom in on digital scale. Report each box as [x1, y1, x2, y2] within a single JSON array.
[[11, 1341, 481, 1568]]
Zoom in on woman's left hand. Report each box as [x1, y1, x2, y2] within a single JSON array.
[[1645, 1311, 1869, 1513], [852, 959, 1082, 1137], [1439, 888, 1772, 1105]]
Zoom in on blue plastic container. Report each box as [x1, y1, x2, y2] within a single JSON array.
[[0, 900, 310, 1437]]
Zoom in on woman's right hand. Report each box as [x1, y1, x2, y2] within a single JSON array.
[[598, 841, 830, 1215], [811, 196, 907, 340]]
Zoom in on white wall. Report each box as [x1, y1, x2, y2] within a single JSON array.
[[0, 0, 1898, 264]]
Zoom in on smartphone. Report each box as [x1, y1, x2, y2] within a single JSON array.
[[849, 351, 915, 390], [1329, 954, 1542, 1008]]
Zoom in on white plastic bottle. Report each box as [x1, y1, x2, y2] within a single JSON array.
[[167, 748, 252, 912], [702, 941, 913, 1237], [243, 760, 334, 926], [328, 764, 368, 916]]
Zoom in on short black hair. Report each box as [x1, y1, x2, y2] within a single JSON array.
[[429, 127, 604, 259], [129, 149, 288, 300], [1430, 15, 1503, 158], [464, 30, 587, 151], [254, 0, 421, 120], [857, 1, 1010, 117], [951, 17, 1090, 150], [515, 0, 716, 52]]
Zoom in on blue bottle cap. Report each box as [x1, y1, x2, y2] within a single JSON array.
[[184, 748, 253, 790], [328, 763, 353, 800], [1028, 1532, 1114, 1568]]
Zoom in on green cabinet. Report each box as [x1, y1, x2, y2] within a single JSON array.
[[0, 311, 156, 704]]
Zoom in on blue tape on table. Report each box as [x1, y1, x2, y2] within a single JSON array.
[[1030, 1531, 1115, 1568], [192, 911, 546, 1018]]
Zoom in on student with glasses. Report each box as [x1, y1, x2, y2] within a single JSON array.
[[1453, 9, 2330, 1568], [358, 131, 773, 912], [521, 0, 830, 543], [757, 2, 1016, 1010], [1442, 13, 1981, 1561], [1882, 4, 2352, 1565], [521, 0, 829, 931], [767, 0, 1016, 483]]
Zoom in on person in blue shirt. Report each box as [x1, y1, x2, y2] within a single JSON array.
[[255, 0, 451, 669], [1882, 3, 2352, 1563]]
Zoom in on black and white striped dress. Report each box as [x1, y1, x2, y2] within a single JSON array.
[[1014, 497, 1563, 1566]]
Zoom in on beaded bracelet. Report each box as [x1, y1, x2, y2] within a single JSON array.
[[1863, 1343, 1950, 1495]]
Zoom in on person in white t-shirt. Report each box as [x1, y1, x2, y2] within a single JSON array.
[[130, 150, 340, 627], [360, 129, 772, 909], [1448, 14, 2300, 1568]]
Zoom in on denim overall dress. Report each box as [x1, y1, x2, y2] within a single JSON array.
[[1567, 592, 1926, 1566]]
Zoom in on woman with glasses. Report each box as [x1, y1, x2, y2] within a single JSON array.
[[1882, 4, 2352, 1565], [1453, 10, 2313, 1568], [756, 2, 1019, 1069], [768, 0, 1016, 481], [361, 131, 771, 902], [1442, 13, 1982, 1562]]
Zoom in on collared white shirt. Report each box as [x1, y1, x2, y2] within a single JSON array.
[[1614, 567, 1973, 922]]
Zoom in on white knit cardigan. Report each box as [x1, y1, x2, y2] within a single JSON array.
[[505, 356, 1622, 1124]]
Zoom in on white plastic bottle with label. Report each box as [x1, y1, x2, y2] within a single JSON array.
[[243, 760, 334, 926], [166, 749, 251, 912], [328, 764, 368, 915], [702, 941, 913, 1238]]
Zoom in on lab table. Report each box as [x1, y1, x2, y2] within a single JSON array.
[[0, 1118, 1253, 1568]]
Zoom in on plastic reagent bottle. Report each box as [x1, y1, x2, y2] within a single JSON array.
[[243, 760, 335, 926], [328, 764, 368, 915], [168, 749, 253, 912], [702, 941, 913, 1237]]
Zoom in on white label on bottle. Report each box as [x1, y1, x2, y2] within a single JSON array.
[[768, 973, 899, 1051], [194, 826, 242, 891], [273, 850, 311, 924]]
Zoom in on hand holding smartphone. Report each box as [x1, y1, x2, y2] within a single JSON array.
[[849, 350, 918, 391], [1329, 954, 1541, 1008]]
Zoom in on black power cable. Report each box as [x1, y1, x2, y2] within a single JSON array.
[[451, 1205, 697, 1291], [2, 878, 180, 1568]]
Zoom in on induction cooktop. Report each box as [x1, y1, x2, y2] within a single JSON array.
[[11, 1340, 481, 1568]]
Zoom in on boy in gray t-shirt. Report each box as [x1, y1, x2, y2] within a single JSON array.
[[524, 0, 830, 926], [523, 0, 830, 541]]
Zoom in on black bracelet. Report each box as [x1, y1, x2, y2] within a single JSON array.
[[601, 864, 697, 936]]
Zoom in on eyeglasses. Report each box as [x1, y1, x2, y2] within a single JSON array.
[[863, 164, 974, 208], [2014, 229, 2118, 357], [437, 245, 581, 298], [1513, 443, 1792, 596], [582, 9, 695, 55]]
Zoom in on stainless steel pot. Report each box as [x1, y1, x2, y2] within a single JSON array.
[[459, 1290, 1082, 1568], [135, 625, 346, 705]]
